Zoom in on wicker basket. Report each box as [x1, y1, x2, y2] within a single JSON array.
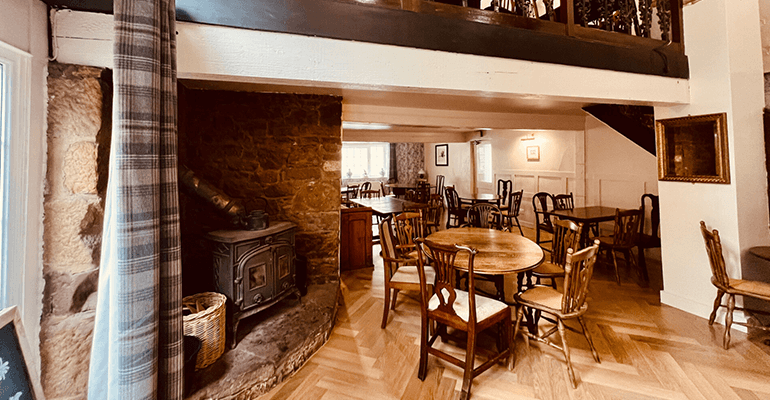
[[182, 292, 227, 370]]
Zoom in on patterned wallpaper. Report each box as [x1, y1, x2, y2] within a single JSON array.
[[395, 143, 425, 185]]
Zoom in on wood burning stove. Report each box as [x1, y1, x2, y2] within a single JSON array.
[[207, 222, 301, 349]]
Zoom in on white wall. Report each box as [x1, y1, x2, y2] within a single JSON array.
[[584, 115, 658, 209], [426, 142, 472, 197], [1, 0, 48, 377], [655, 0, 769, 321]]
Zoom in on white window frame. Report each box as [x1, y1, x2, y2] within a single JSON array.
[[0, 40, 32, 312], [341, 142, 390, 180]]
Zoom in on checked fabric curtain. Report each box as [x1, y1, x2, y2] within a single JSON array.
[[88, 0, 184, 398]]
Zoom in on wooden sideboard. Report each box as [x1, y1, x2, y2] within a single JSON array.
[[340, 206, 373, 270]]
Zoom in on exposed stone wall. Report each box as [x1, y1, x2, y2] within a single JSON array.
[[178, 87, 342, 293], [41, 62, 111, 399]]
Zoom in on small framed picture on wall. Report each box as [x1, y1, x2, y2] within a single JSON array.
[[435, 144, 449, 166], [526, 146, 540, 162]]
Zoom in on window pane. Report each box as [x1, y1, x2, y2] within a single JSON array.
[[477, 142, 492, 183], [342, 142, 389, 180]]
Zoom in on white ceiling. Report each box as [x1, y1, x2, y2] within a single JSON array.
[[180, 78, 594, 141]]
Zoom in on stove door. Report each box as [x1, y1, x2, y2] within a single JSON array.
[[240, 246, 274, 309]]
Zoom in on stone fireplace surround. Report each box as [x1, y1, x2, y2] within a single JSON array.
[[41, 62, 343, 399]]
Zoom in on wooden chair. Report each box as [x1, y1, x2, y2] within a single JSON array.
[[513, 241, 601, 389], [553, 192, 575, 211], [360, 189, 381, 199], [700, 221, 770, 349], [445, 186, 469, 229], [636, 193, 660, 284], [359, 181, 372, 197], [434, 174, 445, 198], [464, 203, 503, 231], [392, 211, 425, 262], [346, 183, 359, 199], [596, 208, 642, 285], [501, 189, 524, 235], [530, 219, 583, 289], [497, 179, 513, 209], [379, 216, 435, 328], [415, 238, 512, 400], [532, 192, 555, 248], [380, 181, 394, 197], [424, 194, 444, 234]]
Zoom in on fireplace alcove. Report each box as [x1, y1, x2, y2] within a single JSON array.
[[177, 82, 343, 398]]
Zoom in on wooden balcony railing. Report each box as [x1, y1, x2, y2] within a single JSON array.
[[350, 0, 684, 53]]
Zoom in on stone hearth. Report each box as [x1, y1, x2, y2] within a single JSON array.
[[186, 282, 338, 399]]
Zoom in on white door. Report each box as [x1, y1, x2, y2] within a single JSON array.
[[474, 141, 494, 195]]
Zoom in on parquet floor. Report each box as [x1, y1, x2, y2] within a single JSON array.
[[262, 228, 770, 400]]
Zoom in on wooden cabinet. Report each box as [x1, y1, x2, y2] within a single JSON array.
[[340, 206, 373, 270]]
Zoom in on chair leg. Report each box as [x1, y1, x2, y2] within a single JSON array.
[[708, 290, 725, 325], [578, 317, 600, 363], [512, 306, 524, 369], [536, 226, 541, 245], [418, 316, 429, 380], [460, 331, 476, 400], [723, 294, 735, 350], [515, 217, 524, 236], [381, 287, 391, 329], [557, 319, 578, 389], [611, 250, 621, 285], [390, 289, 400, 310], [504, 313, 513, 370]]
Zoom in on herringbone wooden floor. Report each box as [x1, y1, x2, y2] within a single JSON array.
[[263, 228, 770, 400]]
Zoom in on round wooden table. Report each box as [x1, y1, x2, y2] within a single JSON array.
[[427, 227, 544, 333], [426, 227, 544, 275]]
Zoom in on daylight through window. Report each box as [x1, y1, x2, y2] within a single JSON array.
[[341, 142, 390, 180]]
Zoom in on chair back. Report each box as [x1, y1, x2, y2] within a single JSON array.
[[554, 192, 575, 211], [415, 183, 431, 203], [551, 219, 583, 265], [393, 211, 425, 256], [466, 203, 503, 230], [346, 184, 360, 199], [416, 238, 478, 324], [532, 192, 554, 230], [380, 181, 390, 196], [561, 240, 600, 314], [700, 221, 730, 289], [497, 179, 513, 207], [639, 194, 661, 245], [360, 189, 381, 199], [379, 216, 404, 281], [359, 182, 372, 197], [612, 208, 642, 247], [435, 175, 445, 196], [507, 189, 523, 217], [445, 186, 462, 211], [424, 195, 444, 232]]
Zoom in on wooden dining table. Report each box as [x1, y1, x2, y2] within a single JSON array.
[[546, 206, 620, 246], [426, 227, 544, 298], [351, 196, 425, 218], [460, 193, 501, 206]]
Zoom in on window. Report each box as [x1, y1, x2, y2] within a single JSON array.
[[0, 41, 32, 311], [476, 142, 493, 183], [341, 142, 390, 180]]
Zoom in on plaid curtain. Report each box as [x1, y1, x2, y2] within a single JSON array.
[[88, 0, 183, 398]]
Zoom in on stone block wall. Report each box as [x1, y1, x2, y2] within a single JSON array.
[[41, 63, 111, 399], [177, 87, 342, 293]]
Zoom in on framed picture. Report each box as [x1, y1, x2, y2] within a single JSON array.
[[656, 112, 730, 184], [435, 144, 449, 166], [526, 146, 540, 161], [0, 306, 46, 400]]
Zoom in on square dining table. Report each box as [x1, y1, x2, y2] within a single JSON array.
[[546, 206, 620, 246]]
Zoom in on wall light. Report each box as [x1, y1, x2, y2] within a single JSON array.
[[520, 133, 535, 141]]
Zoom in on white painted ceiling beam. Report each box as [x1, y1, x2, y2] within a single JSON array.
[[52, 9, 690, 116]]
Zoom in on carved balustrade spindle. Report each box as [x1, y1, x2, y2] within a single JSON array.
[[656, 0, 672, 41], [638, 0, 653, 38]]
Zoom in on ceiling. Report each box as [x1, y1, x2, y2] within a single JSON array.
[[180, 78, 595, 141]]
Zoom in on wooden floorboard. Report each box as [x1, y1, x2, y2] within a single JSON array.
[[262, 226, 770, 400]]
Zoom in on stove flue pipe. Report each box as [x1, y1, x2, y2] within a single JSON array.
[[178, 164, 247, 226]]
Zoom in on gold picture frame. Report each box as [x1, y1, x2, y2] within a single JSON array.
[[655, 112, 730, 184]]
